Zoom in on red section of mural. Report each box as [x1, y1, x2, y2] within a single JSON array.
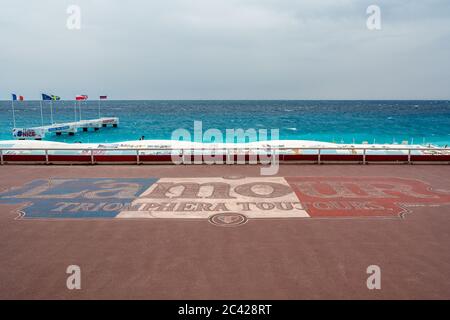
[[285, 177, 450, 218]]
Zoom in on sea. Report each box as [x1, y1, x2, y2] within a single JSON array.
[[0, 100, 449, 145]]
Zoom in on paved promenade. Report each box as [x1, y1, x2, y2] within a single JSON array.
[[0, 165, 449, 299]]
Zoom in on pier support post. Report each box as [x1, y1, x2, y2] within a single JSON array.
[[102, 124, 107, 127], [83, 128, 88, 132], [94, 128, 99, 131], [69, 132, 75, 136], [56, 132, 62, 136], [113, 124, 118, 128]]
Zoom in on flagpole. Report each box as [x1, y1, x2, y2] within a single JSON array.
[[74, 101, 77, 121], [98, 99, 101, 119], [39, 100, 44, 126], [11, 99, 16, 128], [50, 100, 54, 124], [79, 101, 82, 121], [59, 100, 63, 121]]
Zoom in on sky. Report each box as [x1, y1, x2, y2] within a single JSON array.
[[1, 0, 449, 100]]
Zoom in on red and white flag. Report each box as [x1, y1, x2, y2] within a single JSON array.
[[75, 95, 88, 101]]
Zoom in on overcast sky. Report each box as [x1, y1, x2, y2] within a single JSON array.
[[1, 0, 449, 100]]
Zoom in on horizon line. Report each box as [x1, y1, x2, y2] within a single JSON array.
[[1, 99, 450, 102]]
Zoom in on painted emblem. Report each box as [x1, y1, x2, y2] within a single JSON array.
[[1, 176, 449, 226], [209, 213, 248, 227]]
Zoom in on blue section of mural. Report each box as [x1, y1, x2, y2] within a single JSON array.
[[0, 178, 157, 218]]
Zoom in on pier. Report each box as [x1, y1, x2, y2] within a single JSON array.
[[12, 117, 119, 140]]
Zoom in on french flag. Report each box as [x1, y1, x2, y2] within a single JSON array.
[[12, 94, 24, 101]]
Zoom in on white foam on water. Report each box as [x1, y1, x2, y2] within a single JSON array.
[[0, 138, 436, 151]]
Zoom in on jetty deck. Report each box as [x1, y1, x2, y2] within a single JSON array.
[[12, 117, 119, 140], [0, 164, 449, 299]]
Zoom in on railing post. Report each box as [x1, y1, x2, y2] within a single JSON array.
[[318, 148, 321, 165], [363, 148, 366, 165], [0, 149, 3, 165], [45, 149, 49, 165], [90, 149, 94, 165], [136, 149, 140, 165]]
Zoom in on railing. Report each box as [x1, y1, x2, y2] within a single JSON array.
[[0, 146, 449, 165]]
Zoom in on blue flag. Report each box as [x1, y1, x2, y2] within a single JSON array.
[[42, 94, 52, 101], [12, 94, 17, 101]]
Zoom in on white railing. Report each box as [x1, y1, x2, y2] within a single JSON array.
[[0, 146, 449, 165]]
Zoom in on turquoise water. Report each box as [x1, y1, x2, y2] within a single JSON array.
[[1, 100, 449, 145]]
